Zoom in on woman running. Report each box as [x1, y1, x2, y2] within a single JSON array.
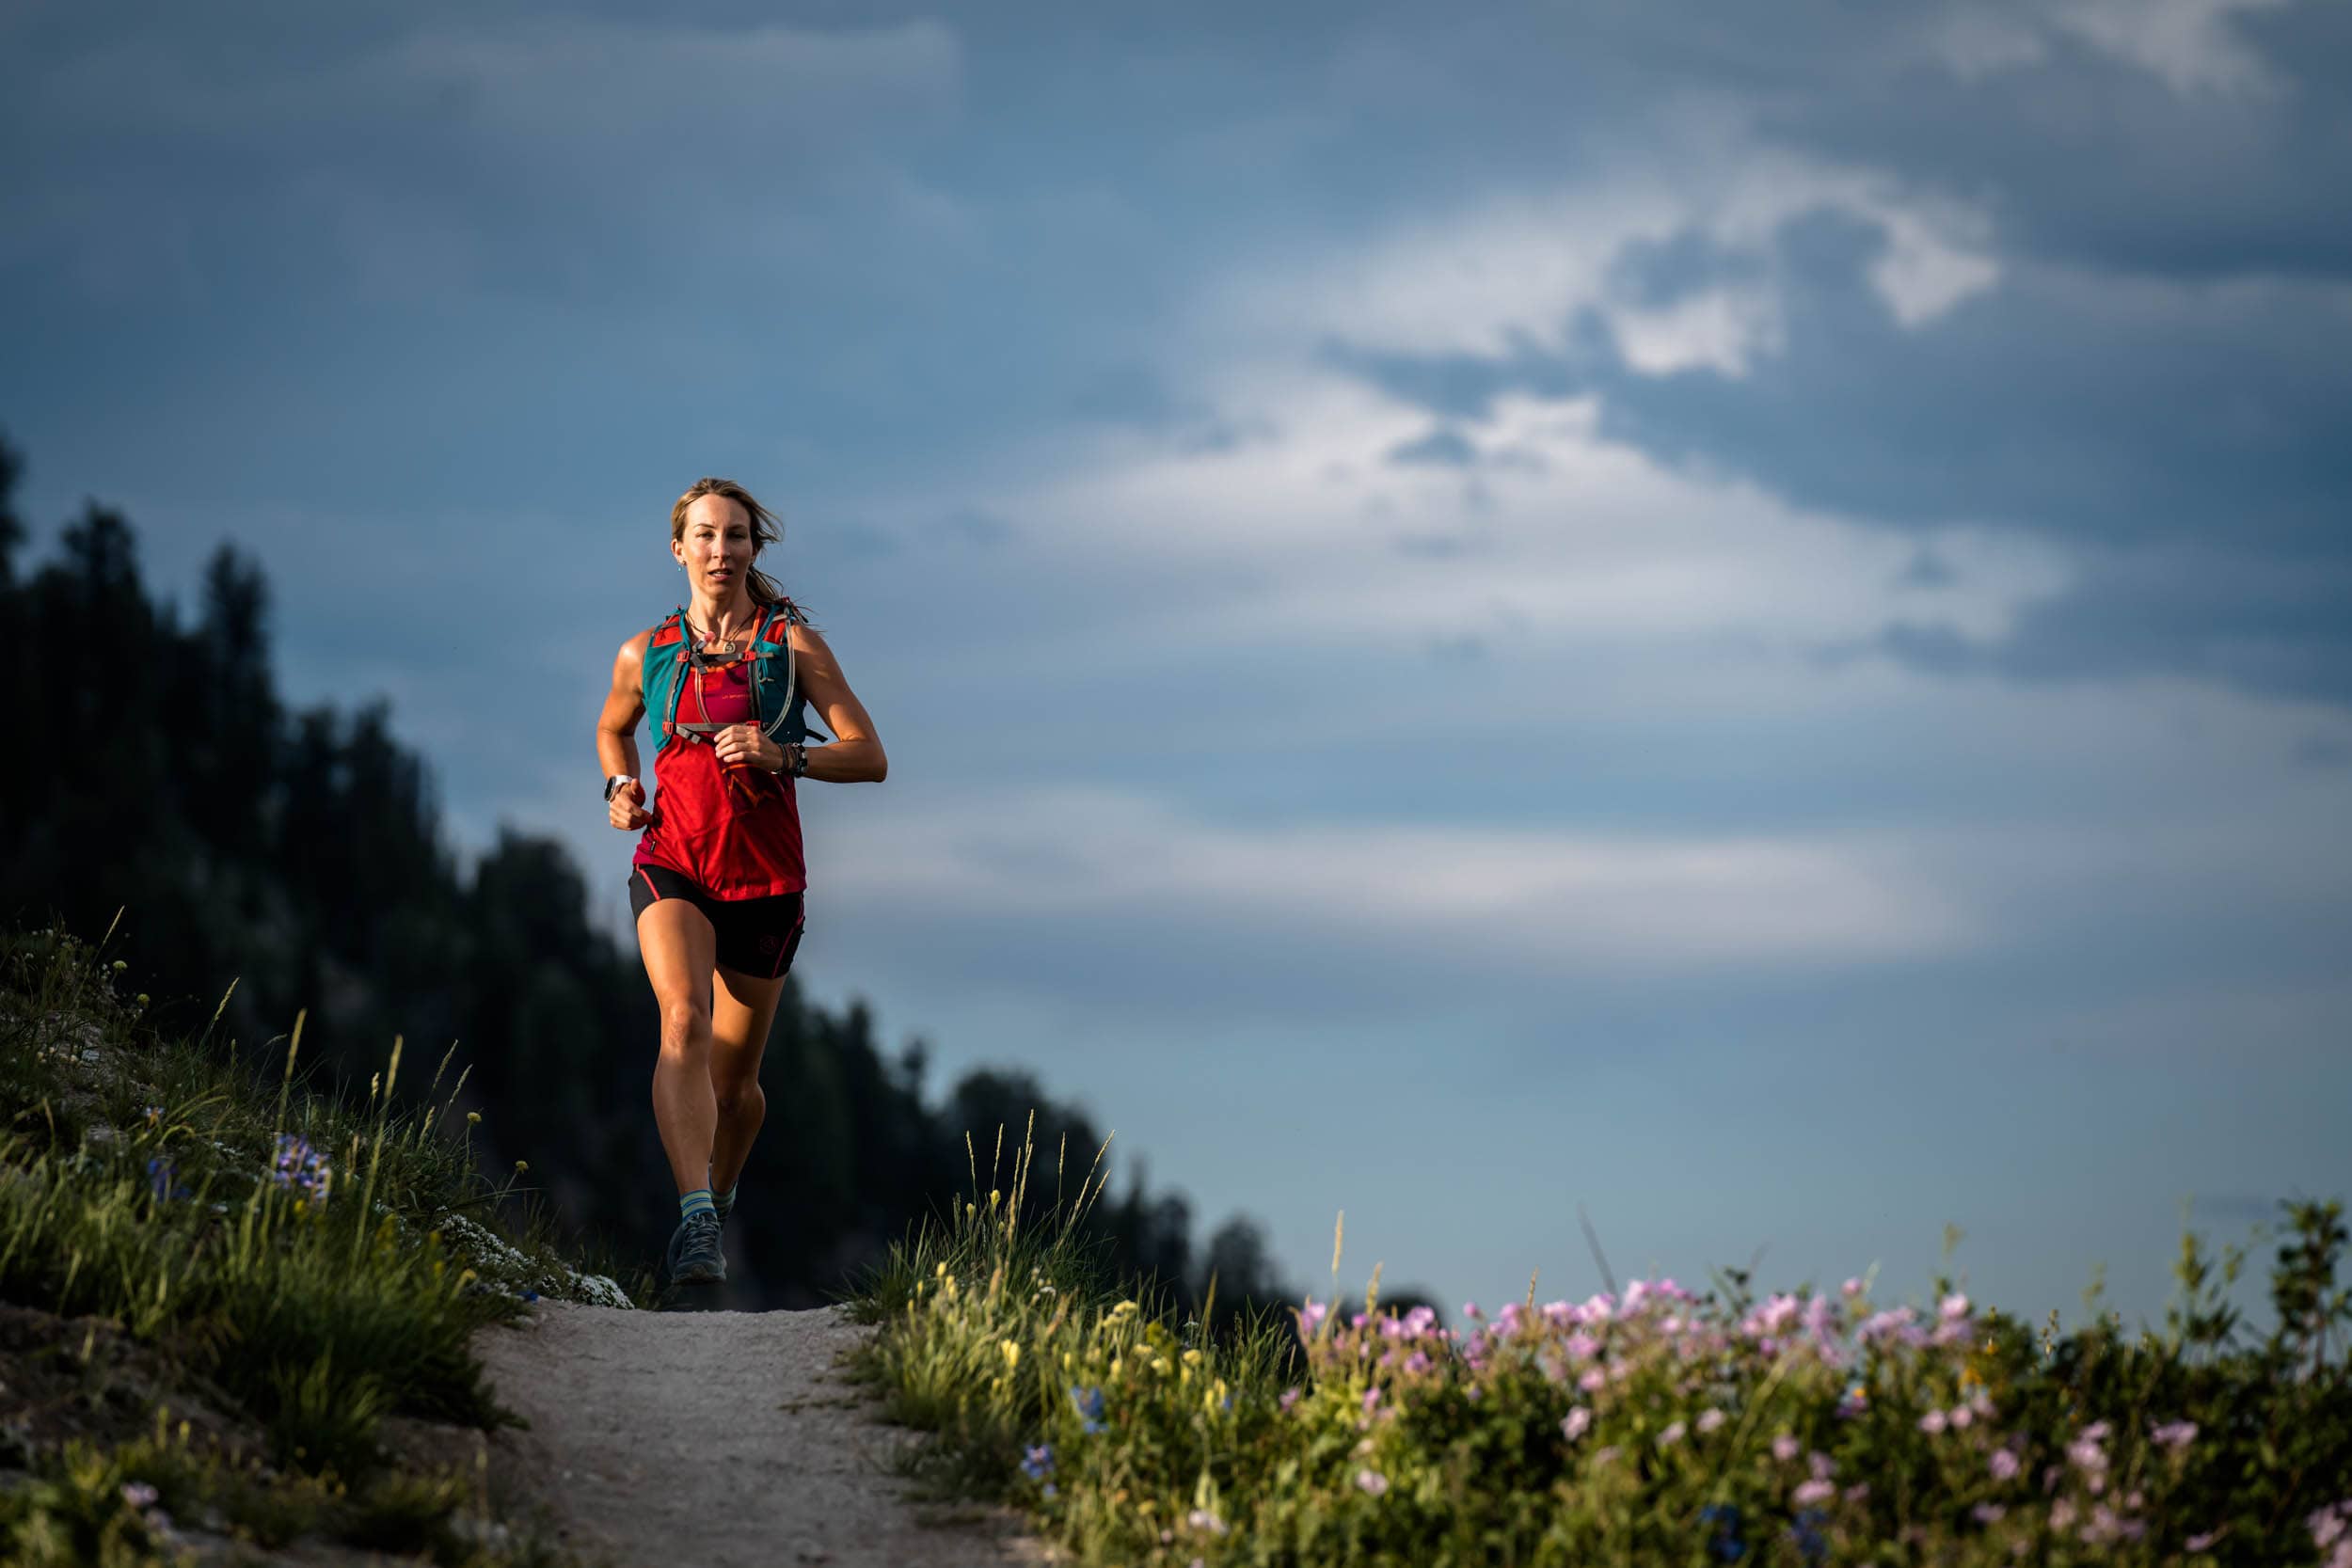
[[595, 477, 886, 1288]]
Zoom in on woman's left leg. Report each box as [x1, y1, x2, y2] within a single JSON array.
[[707, 963, 788, 1197]]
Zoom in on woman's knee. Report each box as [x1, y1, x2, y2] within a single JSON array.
[[657, 995, 712, 1057]]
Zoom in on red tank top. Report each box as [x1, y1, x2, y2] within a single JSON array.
[[633, 657, 807, 898]]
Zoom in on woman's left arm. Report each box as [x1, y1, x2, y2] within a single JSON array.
[[713, 622, 887, 783]]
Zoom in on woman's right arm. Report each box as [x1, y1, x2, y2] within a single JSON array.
[[597, 632, 653, 830]]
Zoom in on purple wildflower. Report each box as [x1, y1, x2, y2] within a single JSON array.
[[1919, 1408, 1948, 1435], [1989, 1449, 2020, 1481], [1019, 1444, 1054, 1481], [1069, 1384, 1107, 1433], [1355, 1468, 1388, 1497], [1561, 1407, 1591, 1441], [145, 1156, 189, 1202], [2150, 1419, 2198, 1449]]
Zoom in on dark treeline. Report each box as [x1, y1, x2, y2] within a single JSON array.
[[0, 434, 1294, 1321]]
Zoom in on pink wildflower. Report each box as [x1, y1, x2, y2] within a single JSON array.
[[1561, 1408, 1592, 1441], [2185, 1530, 2220, 1552], [1918, 1409, 1947, 1435], [1793, 1479, 1836, 1507], [1973, 1503, 2007, 1525], [1361, 1386, 1380, 1413], [1772, 1433, 1801, 1463], [1841, 1276, 1864, 1296], [1697, 1409, 1726, 1434], [2150, 1420, 2198, 1449], [1578, 1368, 1607, 1394], [1989, 1449, 2020, 1481], [1659, 1421, 1686, 1447], [1939, 1292, 1969, 1320], [2311, 1506, 2347, 1551], [1279, 1386, 1301, 1412], [1355, 1468, 1388, 1497], [1462, 1301, 1482, 1320], [1949, 1404, 1974, 1429]]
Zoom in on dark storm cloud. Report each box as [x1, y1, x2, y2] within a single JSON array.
[[1757, 3, 2352, 286]]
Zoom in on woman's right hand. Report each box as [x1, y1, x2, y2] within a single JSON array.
[[609, 778, 651, 831]]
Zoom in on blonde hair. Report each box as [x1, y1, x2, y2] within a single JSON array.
[[670, 476, 797, 610]]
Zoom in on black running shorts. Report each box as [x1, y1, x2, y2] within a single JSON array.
[[628, 863, 807, 979]]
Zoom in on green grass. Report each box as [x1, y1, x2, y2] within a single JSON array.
[[844, 1121, 2352, 1567], [0, 919, 613, 1564]]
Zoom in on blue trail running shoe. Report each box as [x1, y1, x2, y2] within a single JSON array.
[[664, 1211, 726, 1287]]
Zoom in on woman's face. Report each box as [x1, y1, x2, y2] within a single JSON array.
[[674, 494, 755, 596]]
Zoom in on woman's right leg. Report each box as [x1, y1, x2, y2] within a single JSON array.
[[636, 895, 723, 1195]]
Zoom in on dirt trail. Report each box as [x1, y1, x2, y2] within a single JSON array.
[[476, 1303, 1051, 1568]]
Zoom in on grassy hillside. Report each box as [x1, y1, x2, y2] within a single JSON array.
[[847, 1127, 2352, 1567], [0, 919, 628, 1566]]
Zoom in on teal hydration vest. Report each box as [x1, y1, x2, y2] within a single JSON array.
[[641, 597, 831, 756]]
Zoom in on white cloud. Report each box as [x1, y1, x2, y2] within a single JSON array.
[[1914, 0, 2290, 97], [985, 365, 2072, 672], [1925, 8, 2054, 80], [819, 783, 1980, 974], [1215, 125, 2003, 363], [2054, 0, 2289, 97]]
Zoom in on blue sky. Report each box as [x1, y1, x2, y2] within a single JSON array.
[[6, 0, 2348, 1325]]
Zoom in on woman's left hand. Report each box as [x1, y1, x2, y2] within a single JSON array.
[[712, 724, 784, 772]]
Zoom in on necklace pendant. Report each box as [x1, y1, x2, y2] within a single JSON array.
[[702, 638, 739, 657]]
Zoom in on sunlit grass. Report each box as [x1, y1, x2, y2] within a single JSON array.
[[0, 919, 606, 1562]]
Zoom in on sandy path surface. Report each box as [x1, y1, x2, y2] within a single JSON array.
[[476, 1303, 1052, 1568]]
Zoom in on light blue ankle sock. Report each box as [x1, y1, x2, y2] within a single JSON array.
[[679, 1188, 715, 1223], [713, 1183, 738, 1221]]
